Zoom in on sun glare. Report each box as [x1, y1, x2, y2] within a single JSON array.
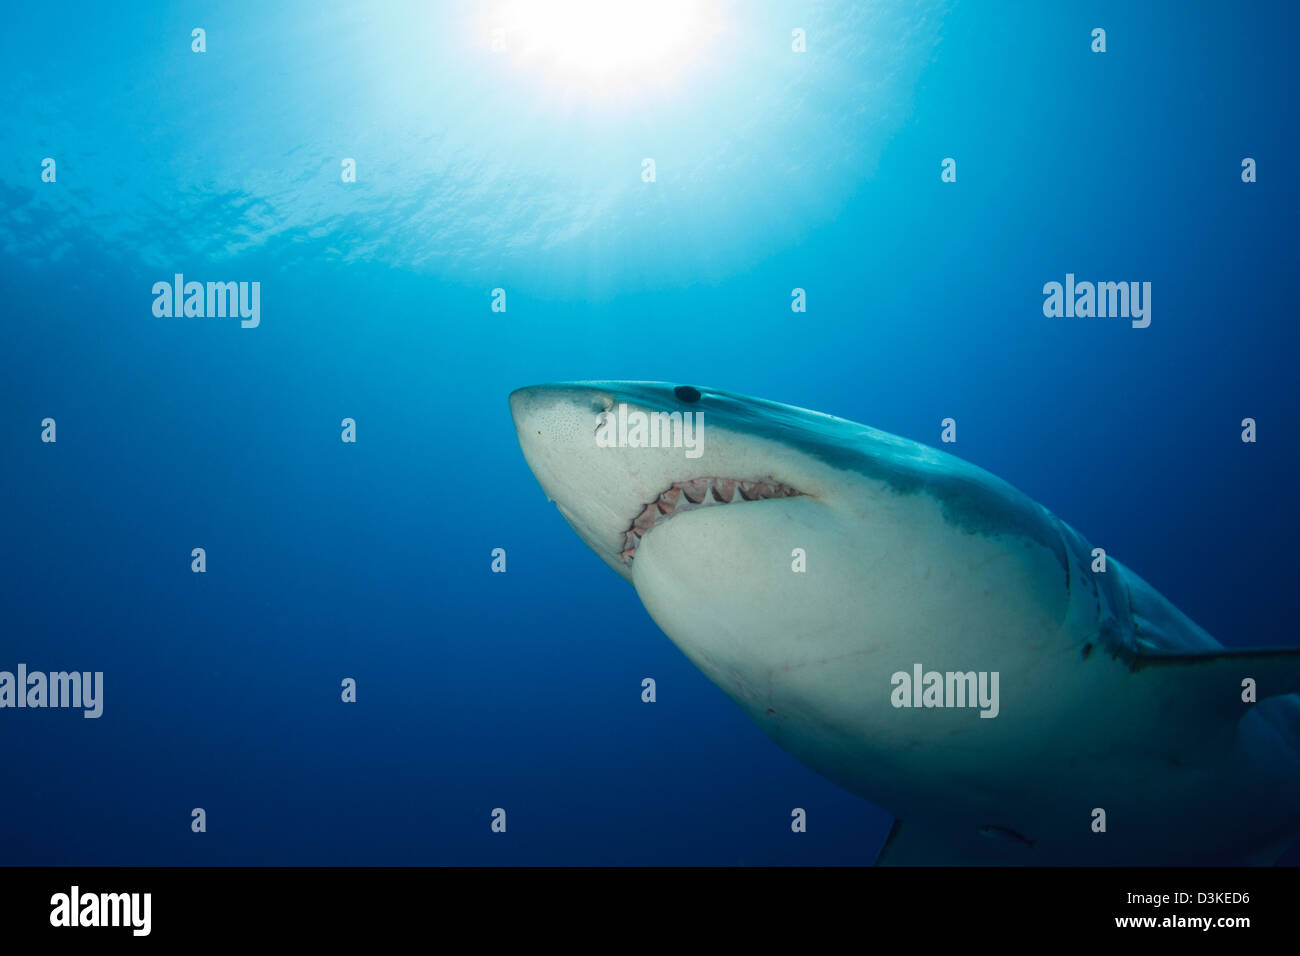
[[489, 0, 721, 98]]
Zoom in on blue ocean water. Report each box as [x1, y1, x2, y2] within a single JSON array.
[[2, 0, 1297, 865]]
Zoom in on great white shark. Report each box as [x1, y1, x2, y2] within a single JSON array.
[[509, 381, 1300, 864]]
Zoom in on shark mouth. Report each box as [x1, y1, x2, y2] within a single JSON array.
[[620, 476, 805, 564]]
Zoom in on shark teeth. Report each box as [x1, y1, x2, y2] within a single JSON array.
[[619, 476, 803, 564]]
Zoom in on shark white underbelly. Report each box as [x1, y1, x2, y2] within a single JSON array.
[[510, 381, 1300, 864]]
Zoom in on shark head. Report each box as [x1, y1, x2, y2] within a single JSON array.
[[508, 382, 1072, 712]]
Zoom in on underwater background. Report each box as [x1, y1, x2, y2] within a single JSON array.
[[2, 0, 1297, 865]]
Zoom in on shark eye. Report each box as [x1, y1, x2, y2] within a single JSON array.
[[674, 385, 702, 403]]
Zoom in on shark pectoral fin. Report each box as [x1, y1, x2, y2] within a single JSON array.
[[1130, 646, 1300, 715], [874, 820, 1037, 866]]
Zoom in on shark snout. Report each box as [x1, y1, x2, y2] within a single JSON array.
[[510, 384, 612, 425], [510, 383, 656, 579]]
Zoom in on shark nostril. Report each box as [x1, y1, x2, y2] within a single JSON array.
[[674, 385, 702, 403]]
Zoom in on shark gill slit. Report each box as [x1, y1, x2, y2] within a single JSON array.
[[620, 476, 805, 563]]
